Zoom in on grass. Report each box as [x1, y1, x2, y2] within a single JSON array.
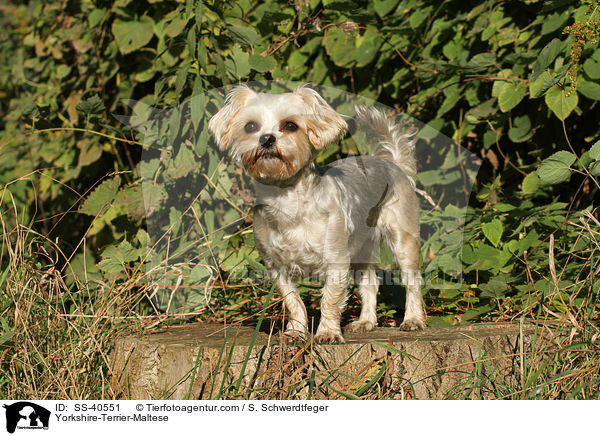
[[1, 190, 599, 400], [0, 191, 158, 399]]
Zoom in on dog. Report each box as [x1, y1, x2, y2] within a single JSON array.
[[208, 85, 425, 344]]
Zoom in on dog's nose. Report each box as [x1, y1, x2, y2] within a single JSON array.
[[259, 134, 276, 148]]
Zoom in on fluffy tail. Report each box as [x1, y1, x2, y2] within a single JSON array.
[[354, 105, 417, 185]]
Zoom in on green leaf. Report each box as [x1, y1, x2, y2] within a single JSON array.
[[283, 51, 308, 78], [517, 229, 540, 254], [467, 98, 496, 122], [417, 118, 444, 140], [249, 54, 277, 72], [191, 264, 213, 282], [589, 141, 600, 161], [460, 304, 492, 323], [164, 16, 188, 38], [483, 130, 497, 149], [468, 243, 504, 270], [66, 252, 102, 289], [498, 81, 527, 112], [583, 54, 600, 80], [225, 45, 251, 78], [79, 177, 120, 216], [168, 207, 182, 236], [76, 95, 105, 115], [436, 254, 462, 274], [437, 86, 461, 117], [409, 7, 431, 28], [98, 240, 140, 276], [167, 108, 181, 145], [541, 11, 569, 35], [141, 181, 167, 215], [195, 2, 203, 26], [308, 54, 327, 83], [166, 142, 198, 179], [373, 0, 400, 16], [491, 70, 512, 97], [175, 63, 190, 97], [482, 219, 503, 247], [227, 25, 261, 47], [443, 40, 465, 61], [480, 280, 510, 299], [194, 120, 209, 155], [56, 64, 71, 80], [112, 16, 154, 55], [467, 53, 496, 71], [88, 8, 106, 27], [354, 29, 382, 67], [522, 172, 541, 194], [77, 140, 103, 167], [220, 245, 259, 279], [529, 65, 569, 98], [508, 115, 533, 143], [187, 26, 196, 56], [536, 151, 576, 184], [114, 185, 145, 219], [545, 86, 578, 120], [262, 11, 293, 22], [0, 328, 15, 346], [529, 71, 552, 98], [577, 74, 600, 101], [323, 27, 355, 67], [190, 94, 206, 130], [531, 38, 565, 80]]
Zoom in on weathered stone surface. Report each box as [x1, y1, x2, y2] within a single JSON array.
[[110, 322, 533, 399]]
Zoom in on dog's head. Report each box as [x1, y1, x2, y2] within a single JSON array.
[[208, 85, 347, 183]]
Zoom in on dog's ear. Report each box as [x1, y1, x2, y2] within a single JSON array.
[[294, 86, 348, 150], [208, 86, 256, 151]]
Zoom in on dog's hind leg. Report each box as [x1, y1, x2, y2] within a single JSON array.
[[379, 205, 425, 330], [392, 230, 425, 330]]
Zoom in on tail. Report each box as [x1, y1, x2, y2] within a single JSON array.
[[354, 105, 417, 185]]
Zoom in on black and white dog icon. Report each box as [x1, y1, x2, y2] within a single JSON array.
[[3, 402, 50, 433]]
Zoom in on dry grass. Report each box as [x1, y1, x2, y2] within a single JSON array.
[[1, 196, 599, 400], [0, 193, 160, 399], [446, 210, 600, 399]]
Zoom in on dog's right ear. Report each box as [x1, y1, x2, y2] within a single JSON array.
[[208, 86, 255, 151]]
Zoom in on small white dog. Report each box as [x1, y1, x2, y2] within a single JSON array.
[[209, 85, 425, 344]]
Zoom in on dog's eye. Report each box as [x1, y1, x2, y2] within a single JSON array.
[[244, 121, 258, 133], [281, 121, 298, 132]]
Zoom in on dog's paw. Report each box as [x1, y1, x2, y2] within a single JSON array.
[[399, 318, 425, 331], [314, 330, 345, 345], [345, 319, 376, 333]]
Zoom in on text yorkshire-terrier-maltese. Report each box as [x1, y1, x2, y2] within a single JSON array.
[[209, 85, 424, 344]]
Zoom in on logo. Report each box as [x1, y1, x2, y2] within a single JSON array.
[[2, 402, 50, 434]]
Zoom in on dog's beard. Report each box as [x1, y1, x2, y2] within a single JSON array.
[[241, 148, 301, 181]]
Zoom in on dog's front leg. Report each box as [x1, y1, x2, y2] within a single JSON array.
[[274, 273, 308, 340], [315, 266, 349, 344], [345, 265, 379, 333]]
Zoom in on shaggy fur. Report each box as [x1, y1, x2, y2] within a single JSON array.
[[209, 85, 425, 344]]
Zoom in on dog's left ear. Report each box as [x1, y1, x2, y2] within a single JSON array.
[[294, 86, 348, 150]]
